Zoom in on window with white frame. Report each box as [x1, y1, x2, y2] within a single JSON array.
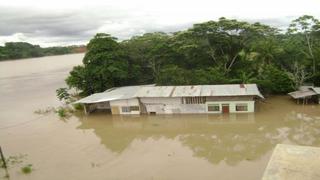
[[208, 104, 220, 112], [236, 103, 248, 111]]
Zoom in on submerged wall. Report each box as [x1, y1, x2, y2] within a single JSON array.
[[96, 102, 110, 110], [206, 101, 255, 113], [139, 97, 206, 114], [88, 97, 256, 115], [139, 97, 255, 114], [110, 98, 140, 115]]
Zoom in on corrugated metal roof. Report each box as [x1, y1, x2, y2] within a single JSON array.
[[74, 85, 154, 104], [136, 84, 263, 98], [134, 86, 175, 97], [104, 85, 148, 99], [75, 84, 264, 104], [172, 85, 202, 97], [75, 93, 122, 104], [200, 84, 263, 98]]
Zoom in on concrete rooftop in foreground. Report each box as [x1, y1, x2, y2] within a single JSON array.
[[262, 144, 320, 180]]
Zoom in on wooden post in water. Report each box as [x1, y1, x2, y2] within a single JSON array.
[[306, 98, 308, 104], [0, 146, 7, 169], [0, 146, 9, 178], [84, 104, 88, 115]]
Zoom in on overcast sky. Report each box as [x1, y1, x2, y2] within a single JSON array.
[[1, 0, 320, 47]]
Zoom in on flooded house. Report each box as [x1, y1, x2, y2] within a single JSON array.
[[75, 84, 264, 115], [288, 86, 320, 104]]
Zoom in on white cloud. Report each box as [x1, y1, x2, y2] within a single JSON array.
[[1, 0, 320, 46]]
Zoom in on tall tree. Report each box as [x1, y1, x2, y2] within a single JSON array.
[[66, 33, 128, 95], [64, 16, 320, 96], [123, 32, 174, 83], [287, 15, 320, 75]]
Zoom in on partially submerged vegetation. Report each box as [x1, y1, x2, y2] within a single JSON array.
[[64, 15, 320, 96], [35, 88, 83, 118], [34, 105, 79, 118], [0, 154, 32, 178], [21, 164, 33, 174], [35, 106, 78, 118], [73, 103, 84, 111], [48, 88, 83, 117], [2, 154, 27, 167], [34, 107, 56, 115], [56, 107, 67, 118]]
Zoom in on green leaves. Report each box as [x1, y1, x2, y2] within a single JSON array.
[[66, 34, 128, 95], [66, 16, 320, 96], [56, 88, 70, 102], [288, 15, 320, 34], [0, 42, 82, 61], [258, 65, 294, 94]]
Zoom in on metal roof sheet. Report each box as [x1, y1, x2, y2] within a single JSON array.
[[172, 85, 202, 97], [74, 93, 119, 103], [134, 86, 175, 97], [74, 85, 154, 104], [200, 84, 263, 98], [103, 85, 147, 99], [75, 84, 264, 104]]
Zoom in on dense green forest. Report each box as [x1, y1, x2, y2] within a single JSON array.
[[66, 15, 320, 95], [0, 42, 86, 61]]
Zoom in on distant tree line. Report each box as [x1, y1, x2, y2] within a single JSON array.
[[66, 15, 320, 95], [0, 42, 86, 61]]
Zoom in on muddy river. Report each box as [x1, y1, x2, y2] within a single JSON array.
[[1, 54, 320, 180]]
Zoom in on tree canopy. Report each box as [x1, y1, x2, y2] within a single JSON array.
[[0, 42, 86, 61], [66, 15, 320, 95]]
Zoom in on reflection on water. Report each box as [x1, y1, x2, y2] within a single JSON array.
[[1, 54, 320, 180], [76, 98, 320, 168]]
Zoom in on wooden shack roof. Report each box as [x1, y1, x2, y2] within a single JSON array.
[[311, 87, 320, 94], [288, 90, 317, 99]]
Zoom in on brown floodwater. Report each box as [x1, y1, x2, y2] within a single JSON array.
[[1, 54, 320, 180]]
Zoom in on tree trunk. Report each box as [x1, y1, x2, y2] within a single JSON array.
[[306, 34, 316, 75], [227, 54, 239, 71]]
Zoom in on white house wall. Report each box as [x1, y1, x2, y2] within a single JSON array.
[[107, 98, 255, 115], [109, 98, 140, 115], [140, 97, 210, 114], [96, 102, 110, 109], [179, 104, 207, 113], [110, 98, 139, 106], [140, 97, 181, 114], [206, 101, 255, 113]]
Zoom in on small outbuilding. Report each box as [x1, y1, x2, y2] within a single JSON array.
[[288, 86, 320, 104], [75, 84, 264, 115]]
